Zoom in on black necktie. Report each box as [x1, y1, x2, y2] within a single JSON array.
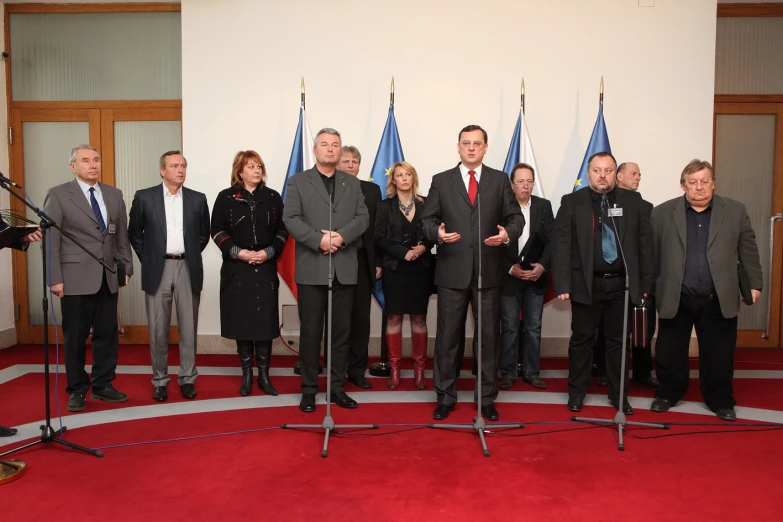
[[89, 187, 106, 234]]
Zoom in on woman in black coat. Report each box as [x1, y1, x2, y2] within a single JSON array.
[[374, 161, 434, 390], [211, 150, 288, 396]]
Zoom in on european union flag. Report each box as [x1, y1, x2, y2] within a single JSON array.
[[367, 104, 405, 310], [573, 106, 611, 192]]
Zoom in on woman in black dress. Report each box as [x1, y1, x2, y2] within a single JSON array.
[[211, 150, 288, 396], [374, 161, 434, 390]]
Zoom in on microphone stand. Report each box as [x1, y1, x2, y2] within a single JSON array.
[[0, 178, 114, 461], [283, 185, 376, 458], [432, 173, 524, 457], [572, 189, 667, 451]]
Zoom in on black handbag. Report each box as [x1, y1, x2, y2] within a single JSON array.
[[738, 260, 754, 305]]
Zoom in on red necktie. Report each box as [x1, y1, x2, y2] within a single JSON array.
[[468, 170, 477, 205]]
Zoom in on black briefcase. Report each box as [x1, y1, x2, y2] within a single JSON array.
[[738, 260, 754, 305], [117, 260, 127, 287]]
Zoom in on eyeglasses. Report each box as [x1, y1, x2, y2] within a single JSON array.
[[459, 141, 484, 148], [512, 180, 535, 186]]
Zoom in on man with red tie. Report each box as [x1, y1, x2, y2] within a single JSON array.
[[420, 125, 524, 421]]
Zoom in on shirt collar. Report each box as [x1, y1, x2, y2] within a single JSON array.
[[519, 198, 532, 211], [459, 163, 483, 178], [163, 184, 182, 198], [76, 178, 100, 196]]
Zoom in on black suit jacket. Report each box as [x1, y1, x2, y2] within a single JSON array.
[[501, 195, 554, 295], [420, 164, 524, 290], [551, 187, 654, 306], [374, 195, 434, 271], [128, 184, 210, 293], [359, 180, 382, 283]]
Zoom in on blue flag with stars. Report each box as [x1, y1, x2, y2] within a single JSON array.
[[367, 105, 405, 310], [573, 106, 611, 192]]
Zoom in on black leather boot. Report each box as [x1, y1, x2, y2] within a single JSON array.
[[237, 341, 254, 396], [255, 341, 278, 396]]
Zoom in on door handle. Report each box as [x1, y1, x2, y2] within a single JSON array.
[[763, 213, 782, 340]]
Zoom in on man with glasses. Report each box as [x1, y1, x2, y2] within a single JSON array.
[[498, 163, 554, 390], [420, 125, 524, 421]]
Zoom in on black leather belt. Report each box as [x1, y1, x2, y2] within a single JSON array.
[[595, 273, 624, 278], [165, 254, 185, 260]]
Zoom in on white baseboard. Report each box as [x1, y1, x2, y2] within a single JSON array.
[[0, 327, 18, 350]]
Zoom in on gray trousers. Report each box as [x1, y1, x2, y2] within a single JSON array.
[[146, 259, 200, 387]]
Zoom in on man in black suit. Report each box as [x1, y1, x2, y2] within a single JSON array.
[[499, 163, 554, 390], [552, 152, 654, 414], [128, 151, 210, 402], [420, 124, 524, 421], [338, 146, 382, 389], [0, 214, 41, 436]]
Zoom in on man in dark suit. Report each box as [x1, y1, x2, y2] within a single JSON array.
[[420, 124, 524, 421], [552, 152, 654, 414], [283, 128, 369, 412], [128, 151, 210, 402], [499, 163, 554, 390], [650, 159, 762, 421], [592, 161, 658, 388], [338, 146, 382, 389], [44, 145, 134, 412], [0, 215, 41, 436]]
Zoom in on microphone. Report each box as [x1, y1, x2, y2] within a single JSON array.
[[0, 172, 21, 188]]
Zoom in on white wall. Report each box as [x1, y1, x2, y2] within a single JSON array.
[[181, 0, 717, 338]]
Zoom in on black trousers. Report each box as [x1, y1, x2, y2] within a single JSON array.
[[569, 276, 629, 402], [298, 282, 353, 395], [434, 275, 500, 407], [593, 295, 655, 380], [655, 294, 738, 411], [61, 274, 119, 394], [347, 249, 372, 379]]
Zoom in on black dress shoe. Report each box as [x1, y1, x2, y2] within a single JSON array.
[[595, 375, 609, 387], [498, 377, 514, 390], [330, 391, 358, 409], [349, 375, 373, 389], [650, 397, 671, 412], [67, 393, 86, 412], [634, 376, 659, 388], [715, 408, 737, 421], [90, 385, 128, 403], [299, 394, 316, 413], [0, 425, 18, 437], [180, 383, 197, 400], [152, 387, 167, 402], [567, 396, 584, 412], [611, 399, 634, 415], [481, 404, 500, 421], [433, 404, 453, 420]]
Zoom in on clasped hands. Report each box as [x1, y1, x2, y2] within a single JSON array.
[[437, 223, 508, 246], [404, 245, 427, 262], [237, 249, 268, 265], [511, 263, 544, 281], [319, 229, 344, 254]]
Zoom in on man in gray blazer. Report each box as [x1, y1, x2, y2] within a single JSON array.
[[420, 125, 524, 422], [282, 128, 370, 413], [44, 145, 133, 412], [128, 151, 210, 402], [650, 159, 762, 421]]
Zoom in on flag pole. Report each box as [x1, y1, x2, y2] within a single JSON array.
[[301, 77, 306, 109], [599, 76, 604, 107], [521, 78, 525, 114]]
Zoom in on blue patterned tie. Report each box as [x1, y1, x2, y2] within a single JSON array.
[[601, 195, 618, 264], [89, 187, 106, 234]]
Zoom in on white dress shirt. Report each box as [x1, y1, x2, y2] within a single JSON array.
[[458, 163, 483, 192], [76, 178, 107, 226], [518, 198, 532, 256], [163, 184, 185, 255]]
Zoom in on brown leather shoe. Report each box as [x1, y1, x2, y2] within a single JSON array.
[[499, 377, 514, 390], [523, 377, 548, 390]]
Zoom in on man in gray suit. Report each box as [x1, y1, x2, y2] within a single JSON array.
[[650, 159, 762, 421], [282, 128, 370, 413], [128, 151, 210, 402], [420, 124, 524, 421], [44, 145, 133, 412]]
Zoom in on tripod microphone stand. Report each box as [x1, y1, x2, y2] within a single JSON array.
[[282, 189, 376, 457], [431, 178, 524, 457], [572, 189, 667, 451], [0, 177, 114, 461]]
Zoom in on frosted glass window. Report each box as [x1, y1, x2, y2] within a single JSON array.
[[716, 17, 783, 95], [114, 120, 182, 326], [23, 122, 90, 324], [10, 12, 181, 101]]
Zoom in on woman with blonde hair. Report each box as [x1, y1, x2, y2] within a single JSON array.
[[374, 161, 434, 389], [211, 150, 288, 396]]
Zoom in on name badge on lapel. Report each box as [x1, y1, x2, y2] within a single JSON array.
[[608, 207, 623, 218], [108, 222, 116, 234]]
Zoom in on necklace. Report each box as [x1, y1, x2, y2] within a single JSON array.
[[398, 198, 414, 216]]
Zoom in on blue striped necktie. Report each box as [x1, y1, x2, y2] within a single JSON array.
[[89, 187, 106, 234]]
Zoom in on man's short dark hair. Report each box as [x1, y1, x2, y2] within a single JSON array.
[[680, 159, 715, 184], [159, 150, 185, 169], [587, 151, 617, 170], [510, 162, 535, 182], [458, 125, 488, 144]]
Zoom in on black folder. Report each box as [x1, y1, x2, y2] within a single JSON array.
[[517, 232, 545, 270], [0, 225, 38, 249]]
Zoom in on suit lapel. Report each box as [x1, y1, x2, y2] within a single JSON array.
[[68, 179, 99, 227], [477, 167, 493, 205], [449, 167, 472, 208], [307, 168, 333, 206], [153, 183, 167, 240], [333, 171, 347, 208], [707, 195, 726, 249], [575, 189, 593, 269], [673, 197, 688, 249]]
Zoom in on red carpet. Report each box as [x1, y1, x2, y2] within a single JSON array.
[[2, 345, 783, 520]]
